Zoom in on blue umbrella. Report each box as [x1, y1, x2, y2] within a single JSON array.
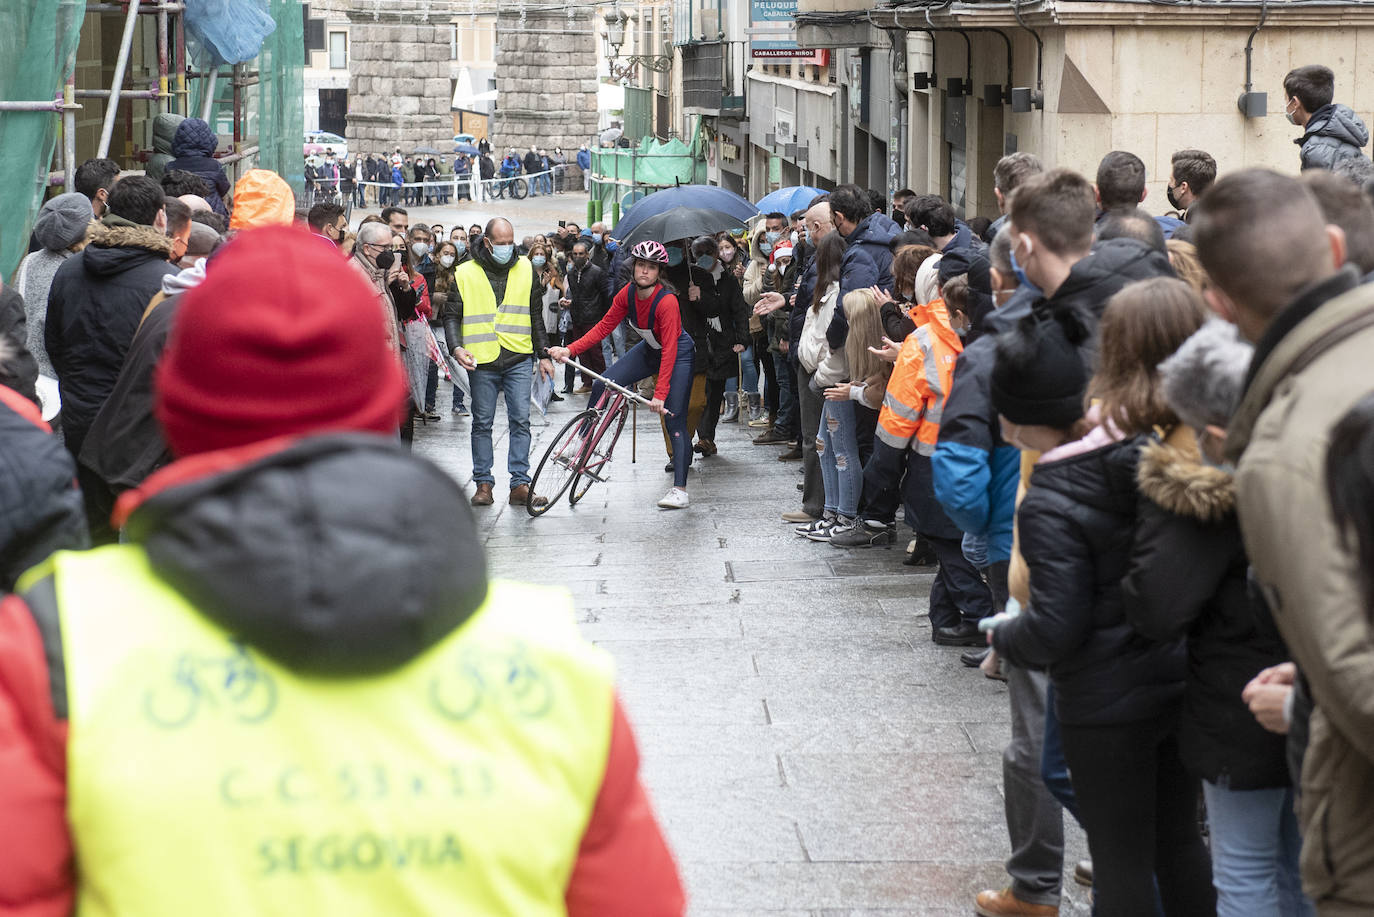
[[611, 184, 758, 240], [453, 143, 480, 155], [755, 186, 824, 217]]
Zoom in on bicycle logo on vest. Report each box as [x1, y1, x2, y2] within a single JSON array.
[[143, 638, 279, 729], [428, 640, 554, 722]]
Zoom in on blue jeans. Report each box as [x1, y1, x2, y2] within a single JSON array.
[[726, 344, 758, 395], [601, 320, 628, 367], [470, 357, 534, 487], [962, 532, 989, 568], [1041, 684, 1081, 824], [773, 351, 797, 436], [1202, 781, 1313, 917], [816, 398, 860, 517], [593, 338, 696, 488]]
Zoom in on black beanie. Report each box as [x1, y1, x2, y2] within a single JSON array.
[[991, 308, 1089, 428]]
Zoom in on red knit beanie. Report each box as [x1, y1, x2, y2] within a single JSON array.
[[156, 225, 407, 457]]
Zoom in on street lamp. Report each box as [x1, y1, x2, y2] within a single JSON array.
[[603, 4, 673, 82]]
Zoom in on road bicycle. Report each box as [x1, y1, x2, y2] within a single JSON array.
[[491, 175, 528, 200], [526, 359, 669, 516]]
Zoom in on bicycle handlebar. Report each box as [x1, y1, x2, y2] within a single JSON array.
[[562, 358, 674, 418]]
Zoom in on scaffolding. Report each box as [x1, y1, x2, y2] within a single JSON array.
[[0, 0, 303, 280]]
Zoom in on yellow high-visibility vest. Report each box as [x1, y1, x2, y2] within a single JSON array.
[[456, 258, 534, 364], [27, 546, 613, 917]]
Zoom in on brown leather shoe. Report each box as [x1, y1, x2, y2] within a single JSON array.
[[974, 888, 1058, 917], [508, 484, 547, 507], [470, 482, 494, 506]]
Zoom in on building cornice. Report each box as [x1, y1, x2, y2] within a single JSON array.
[[799, 1, 1374, 31]]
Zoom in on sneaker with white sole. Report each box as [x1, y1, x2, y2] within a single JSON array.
[[795, 513, 836, 537], [657, 487, 690, 509], [811, 516, 859, 543]]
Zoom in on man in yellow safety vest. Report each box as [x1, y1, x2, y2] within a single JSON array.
[[443, 217, 556, 508]]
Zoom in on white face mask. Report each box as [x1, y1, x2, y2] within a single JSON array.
[[1285, 98, 1301, 126], [411, 241, 429, 258], [439, 255, 456, 267]]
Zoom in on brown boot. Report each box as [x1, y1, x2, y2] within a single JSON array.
[[509, 484, 547, 507], [973, 888, 1058, 916], [470, 482, 494, 506]]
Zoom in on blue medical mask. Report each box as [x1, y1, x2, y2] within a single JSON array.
[[696, 255, 716, 270], [765, 230, 781, 244], [592, 232, 603, 243], [490, 243, 515, 264], [606, 239, 618, 253], [531, 255, 547, 268], [1009, 236, 1044, 299], [453, 239, 466, 255], [760, 241, 773, 255], [667, 247, 684, 267]]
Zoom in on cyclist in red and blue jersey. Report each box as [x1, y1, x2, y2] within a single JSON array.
[[548, 240, 696, 509]]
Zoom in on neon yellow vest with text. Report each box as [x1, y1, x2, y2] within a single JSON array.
[[456, 257, 534, 364], [40, 547, 613, 917]]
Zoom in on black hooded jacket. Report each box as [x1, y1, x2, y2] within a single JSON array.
[[125, 435, 488, 676], [1122, 438, 1290, 789], [0, 390, 88, 590], [993, 435, 1187, 727], [46, 220, 177, 458]]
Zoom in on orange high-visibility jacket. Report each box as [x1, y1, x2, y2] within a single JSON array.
[[876, 297, 963, 455]]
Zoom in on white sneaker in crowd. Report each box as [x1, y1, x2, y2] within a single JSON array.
[[657, 487, 690, 509]]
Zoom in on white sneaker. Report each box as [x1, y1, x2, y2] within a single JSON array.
[[657, 487, 689, 509]]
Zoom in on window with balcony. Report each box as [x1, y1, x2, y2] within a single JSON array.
[[681, 40, 724, 111]]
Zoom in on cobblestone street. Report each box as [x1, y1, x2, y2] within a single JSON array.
[[413, 393, 1090, 916]]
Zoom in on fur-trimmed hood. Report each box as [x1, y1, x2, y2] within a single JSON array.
[[81, 220, 174, 279], [87, 220, 174, 255], [1137, 438, 1235, 523]]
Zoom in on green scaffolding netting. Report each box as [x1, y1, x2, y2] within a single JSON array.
[[590, 119, 708, 222], [190, 0, 304, 200], [257, 0, 304, 196], [0, 0, 84, 282]]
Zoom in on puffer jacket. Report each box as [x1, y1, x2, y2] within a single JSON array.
[[166, 118, 229, 216], [827, 213, 899, 349], [1298, 103, 1371, 172], [931, 328, 1019, 564], [0, 383, 88, 589], [145, 112, 184, 181], [0, 285, 39, 405], [1225, 267, 1374, 908], [1122, 433, 1290, 789], [45, 218, 177, 458], [992, 430, 1186, 727]]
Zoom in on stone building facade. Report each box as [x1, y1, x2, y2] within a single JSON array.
[[792, 0, 1374, 219], [491, 7, 600, 153], [345, 1, 457, 152]]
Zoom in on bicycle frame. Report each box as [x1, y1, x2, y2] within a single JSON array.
[[560, 358, 673, 418]]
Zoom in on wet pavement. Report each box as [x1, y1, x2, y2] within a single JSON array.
[[413, 393, 1090, 916]]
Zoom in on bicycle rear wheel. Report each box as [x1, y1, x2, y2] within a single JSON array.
[[527, 410, 595, 516], [511, 178, 528, 200], [569, 404, 629, 505]]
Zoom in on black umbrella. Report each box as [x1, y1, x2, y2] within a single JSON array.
[[619, 206, 746, 246]]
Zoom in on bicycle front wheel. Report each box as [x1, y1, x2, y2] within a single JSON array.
[[569, 404, 629, 505], [527, 410, 595, 516], [511, 178, 528, 200]]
